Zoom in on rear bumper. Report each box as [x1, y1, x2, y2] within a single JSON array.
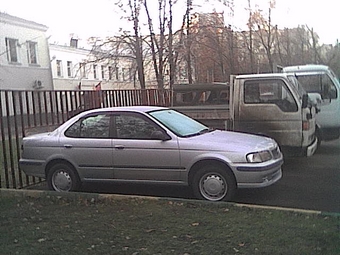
[[19, 159, 46, 178]]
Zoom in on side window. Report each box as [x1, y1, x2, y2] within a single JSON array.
[[321, 74, 337, 99], [65, 114, 111, 138], [296, 75, 320, 93], [244, 80, 298, 112], [114, 114, 161, 139]]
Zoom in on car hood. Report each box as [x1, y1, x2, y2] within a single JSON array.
[[178, 130, 277, 152]]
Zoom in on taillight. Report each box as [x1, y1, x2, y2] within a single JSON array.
[[302, 121, 310, 130]]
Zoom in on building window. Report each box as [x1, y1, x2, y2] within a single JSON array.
[[101, 65, 105, 79], [5, 38, 19, 63], [67, 61, 73, 77], [56, 60, 63, 77], [108, 66, 113, 80], [122, 68, 132, 81], [27, 41, 38, 64], [122, 68, 126, 81], [93, 64, 97, 79], [115, 67, 119, 80], [80, 63, 87, 78]]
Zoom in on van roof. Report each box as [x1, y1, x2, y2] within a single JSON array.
[[283, 64, 330, 73], [235, 73, 291, 79]]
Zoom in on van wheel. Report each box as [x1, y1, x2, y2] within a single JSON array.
[[192, 165, 236, 202], [47, 163, 81, 192]]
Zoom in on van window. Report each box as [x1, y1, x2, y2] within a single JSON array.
[[295, 73, 337, 99], [173, 88, 229, 106], [244, 79, 298, 112]]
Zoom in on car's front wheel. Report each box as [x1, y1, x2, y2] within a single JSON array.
[[192, 165, 236, 202], [47, 163, 81, 192]]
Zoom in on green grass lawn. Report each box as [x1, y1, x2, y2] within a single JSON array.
[[0, 192, 339, 255]]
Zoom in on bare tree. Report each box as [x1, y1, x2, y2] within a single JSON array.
[[251, 1, 277, 72], [247, 0, 255, 73], [306, 25, 322, 63], [143, 0, 168, 88], [128, 0, 146, 88], [185, 0, 194, 84]]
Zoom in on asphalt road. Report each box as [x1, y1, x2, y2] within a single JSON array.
[[29, 139, 340, 213], [233, 139, 340, 213]]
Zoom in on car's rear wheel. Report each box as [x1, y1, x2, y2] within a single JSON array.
[[192, 165, 236, 202], [47, 163, 81, 192]]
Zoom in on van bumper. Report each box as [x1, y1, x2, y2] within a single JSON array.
[[306, 137, 318, 157]]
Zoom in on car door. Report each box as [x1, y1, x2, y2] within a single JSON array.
[[60, 113, 114, 180], [111, 112, 182, 182]]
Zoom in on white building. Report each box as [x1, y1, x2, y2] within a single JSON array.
[[50, 40, 139, 90], [0, 12, 53, 90]]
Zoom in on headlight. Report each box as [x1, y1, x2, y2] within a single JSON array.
[[246, 150, 272, 163]]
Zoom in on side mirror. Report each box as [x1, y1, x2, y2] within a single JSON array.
[[302, 94, 308, 109], [329, 89, 337, 99], [151, 130, 171, 141], [308, 93, 322, 105]]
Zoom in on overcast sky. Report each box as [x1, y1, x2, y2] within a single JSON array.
[[1, 0, 339, 45]]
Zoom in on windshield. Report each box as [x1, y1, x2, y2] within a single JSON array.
[[287, 75, 306, 97], [149, 109, 209, 137]]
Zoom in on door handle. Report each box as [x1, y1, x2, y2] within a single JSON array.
[[114, 145, 125, 150], [64, 144, 73, 149]]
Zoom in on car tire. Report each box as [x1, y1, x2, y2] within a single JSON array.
[[192, 164, 236, 202], [47, 163, 81, 192]]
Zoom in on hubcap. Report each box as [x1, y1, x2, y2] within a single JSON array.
[[52, 170, 72, 192], [200, 173, 227, 201]]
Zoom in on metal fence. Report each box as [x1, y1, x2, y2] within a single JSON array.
[[0, 89, 171, 189]]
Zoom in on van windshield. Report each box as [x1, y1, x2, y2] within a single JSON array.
[[291, 72, 337, 100]]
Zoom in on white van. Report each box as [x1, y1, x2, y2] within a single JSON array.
[[283, 64, 340, 143]]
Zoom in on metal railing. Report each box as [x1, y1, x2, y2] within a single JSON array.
[[0, 89, 171, 189]]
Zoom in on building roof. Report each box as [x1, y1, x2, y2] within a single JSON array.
[[0, 12, 48, 31]]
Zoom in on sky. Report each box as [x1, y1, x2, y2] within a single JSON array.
[[1, 0, 339, 45]]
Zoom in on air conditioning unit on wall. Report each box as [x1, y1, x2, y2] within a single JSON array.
[[33, 80, 43, 89]]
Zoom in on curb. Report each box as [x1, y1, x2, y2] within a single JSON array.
[[1, 188, 339, 217]]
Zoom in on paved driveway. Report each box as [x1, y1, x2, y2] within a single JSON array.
[[27, 139, 340, 213]]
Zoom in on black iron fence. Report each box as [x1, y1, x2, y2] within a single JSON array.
[[0, 89, 171, 189]]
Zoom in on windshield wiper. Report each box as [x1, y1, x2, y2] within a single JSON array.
[[183, 128, 213, 138]]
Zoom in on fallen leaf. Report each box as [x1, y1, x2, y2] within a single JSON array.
[[145, 229, 156, 233]]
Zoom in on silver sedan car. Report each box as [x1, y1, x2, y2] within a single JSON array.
[[19, 106, 283, 201]]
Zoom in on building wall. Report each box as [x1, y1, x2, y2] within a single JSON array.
[[49, 43, 139, 91], [0, 12, 53, 90]]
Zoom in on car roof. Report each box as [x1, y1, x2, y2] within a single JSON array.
[[78, 106, 168, 116]]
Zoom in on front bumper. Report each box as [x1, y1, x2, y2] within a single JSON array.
[[233, 157, 283, 189], [237, 167, 282, 188]]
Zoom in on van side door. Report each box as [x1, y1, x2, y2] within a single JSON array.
[[234, 78, 302, 147]]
